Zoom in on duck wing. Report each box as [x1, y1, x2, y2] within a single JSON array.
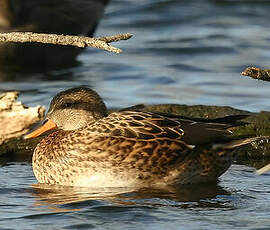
[[87, 110, 186, 141], [55, 110, 192, 169], [85, 110, 242, 147]]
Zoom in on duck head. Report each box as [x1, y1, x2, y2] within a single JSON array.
[[24, 87, 108, 139]]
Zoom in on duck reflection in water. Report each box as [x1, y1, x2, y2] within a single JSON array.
[[0, 0, 110, 70], [25, 87, 264, 188], [31, 183, 231, 211]]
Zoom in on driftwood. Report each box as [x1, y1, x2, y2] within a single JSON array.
[[0, 91, 45, 148], [0, 32, 133, 53], [242, 67, 270, 82]]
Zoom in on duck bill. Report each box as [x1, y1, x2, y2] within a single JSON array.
[[24, 119, 57, 139]]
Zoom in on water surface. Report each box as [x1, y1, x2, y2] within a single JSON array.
[[1, 0, 270, 229]]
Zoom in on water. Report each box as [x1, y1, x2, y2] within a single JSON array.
[[1, 0, 270, 229], [1, 163, 270, 229]]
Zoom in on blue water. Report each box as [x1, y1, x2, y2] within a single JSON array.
[[1, 163, 270, 230], [1, 0, 270, 229]]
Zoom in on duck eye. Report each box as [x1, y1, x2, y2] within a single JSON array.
[[63, 102, 74, 108]]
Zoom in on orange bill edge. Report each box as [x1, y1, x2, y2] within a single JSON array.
[[24, 119, 57, 139]]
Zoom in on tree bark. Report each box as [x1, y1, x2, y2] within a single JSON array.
[[0, 32, 133, 53]]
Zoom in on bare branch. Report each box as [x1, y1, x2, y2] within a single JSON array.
[[0, 32, 133, 53], [241, 66, 270, 82], [96, 33, 133, 43]]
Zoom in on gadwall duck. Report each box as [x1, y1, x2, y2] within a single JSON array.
[[0, 0, 110, 68], [25, 87, 261, 187]]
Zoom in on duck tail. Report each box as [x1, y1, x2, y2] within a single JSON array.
[[212, 136, 269, 150], [208, 114, 250, 127]]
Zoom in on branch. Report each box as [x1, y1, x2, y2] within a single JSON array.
[[0, 32, 133, 53], [241, 66, 270, 82]]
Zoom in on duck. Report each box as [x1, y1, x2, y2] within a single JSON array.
[[0, 0, 110, 69], [25, 87, 262, 188]]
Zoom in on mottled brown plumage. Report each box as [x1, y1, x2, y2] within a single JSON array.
[[26, 87, 260, 187]]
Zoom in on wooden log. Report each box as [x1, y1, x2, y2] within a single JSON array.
[[0, 91, 45, 155]]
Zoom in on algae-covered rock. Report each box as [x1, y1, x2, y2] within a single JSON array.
[[144, 104, 252, 119]]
